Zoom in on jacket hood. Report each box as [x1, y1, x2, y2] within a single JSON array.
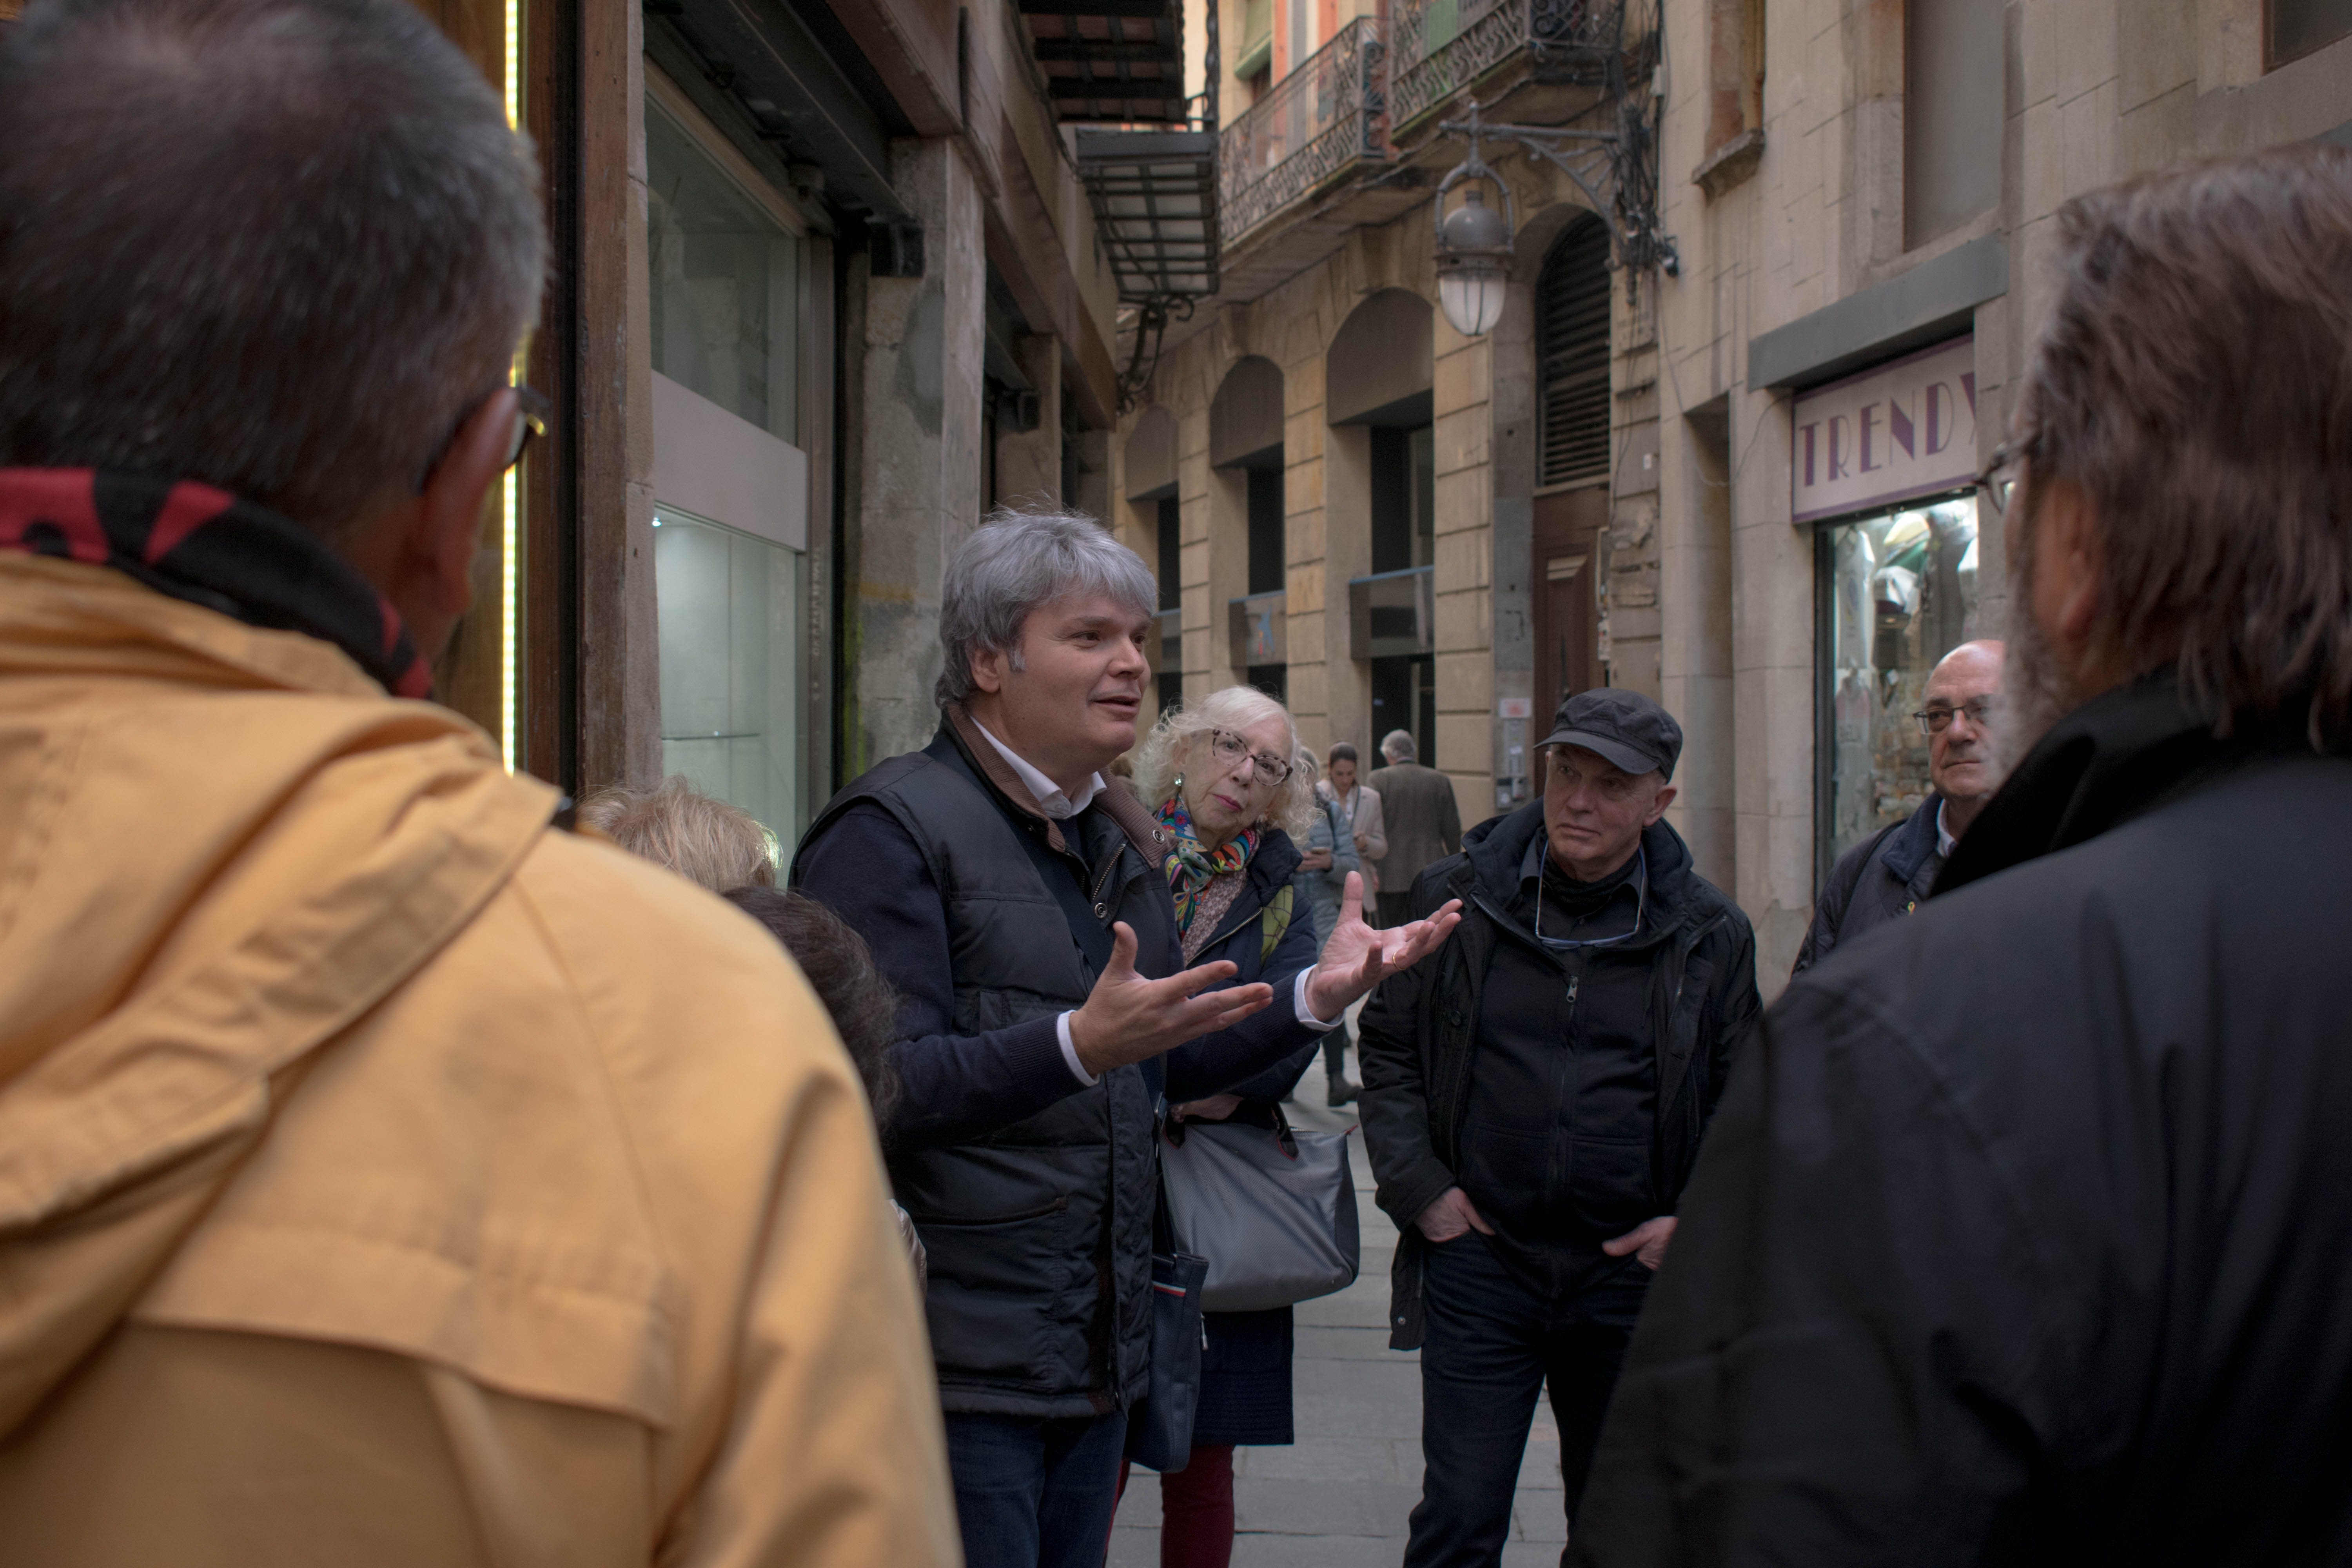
[[1458, 802, 1702, 923], [0, 554, 559, 1434]]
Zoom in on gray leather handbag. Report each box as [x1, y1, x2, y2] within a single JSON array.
[[1159, 1105, 1361, 1313]]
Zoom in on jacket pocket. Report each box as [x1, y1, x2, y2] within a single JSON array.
[[913, 1198, 1079, 1390], [1567, 1136, 1655, 1239], [1457, 1124, 1547, 1234]]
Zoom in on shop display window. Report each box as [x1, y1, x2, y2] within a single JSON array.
[[654, 509, 804, 845], [1818, 495, 1981, 876]]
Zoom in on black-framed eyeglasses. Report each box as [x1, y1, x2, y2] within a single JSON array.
[[1975, 439, 2023, 515], [1207, 727, 1294, 788], [415, 383, 552, 493], [1913, 697, 1994, 736]]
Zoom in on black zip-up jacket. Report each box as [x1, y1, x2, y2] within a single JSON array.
[[1357, 804, 1761, 1348], [1574, 671, 2352, 1567]]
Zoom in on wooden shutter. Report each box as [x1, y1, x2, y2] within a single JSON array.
[[1536, 218, 1612, 490]]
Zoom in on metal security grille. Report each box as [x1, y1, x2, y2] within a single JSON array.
[[1537, 218, 1613, 489]]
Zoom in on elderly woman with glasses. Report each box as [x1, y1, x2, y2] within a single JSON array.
[[1117, 684, 1459, 1568]]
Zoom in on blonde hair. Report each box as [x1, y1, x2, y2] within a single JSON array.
[[1128, 685, 1319, 838], [576, 775, 777, 893]]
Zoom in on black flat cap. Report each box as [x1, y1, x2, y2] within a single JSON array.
[[1539, 688, 1683, 782]]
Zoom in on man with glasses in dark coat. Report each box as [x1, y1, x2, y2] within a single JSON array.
[[1792, 638, 2005, 978], [1358, 688, 1762, 1566]]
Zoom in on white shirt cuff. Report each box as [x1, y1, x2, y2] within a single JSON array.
[[1296, 967, 1342, 1031], [1057, 1011, 1098, 1085]]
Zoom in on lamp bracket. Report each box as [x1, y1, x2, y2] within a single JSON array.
[[1436, 92, 1681, 283]]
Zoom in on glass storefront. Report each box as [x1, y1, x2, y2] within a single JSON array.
[[654, 509, 804, 842], [645, 79, 811, 846], [1818, 494, 1981, 872]]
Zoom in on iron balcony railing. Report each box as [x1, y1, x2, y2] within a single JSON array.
[[1217, 15, 1389, 245], [1387, 0, 1645, 133]]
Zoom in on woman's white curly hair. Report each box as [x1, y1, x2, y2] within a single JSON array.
[[1128, 685, 1320, 839]]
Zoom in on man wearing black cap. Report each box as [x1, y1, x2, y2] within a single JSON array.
[[1359, 688, 1762, 1566]]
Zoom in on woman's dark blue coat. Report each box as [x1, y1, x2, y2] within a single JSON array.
[[1177, 826, 1325, 1448]]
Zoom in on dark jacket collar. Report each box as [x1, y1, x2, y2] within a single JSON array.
[[1937, 667, 2324, 896], [1880, 793, 1947, 887], [937, 704, 1168, 867], [1459, 802, 1701, 937]]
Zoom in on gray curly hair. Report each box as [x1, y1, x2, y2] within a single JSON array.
[[1128, 685, 1320, 839], [935, 503, 1159, 709]]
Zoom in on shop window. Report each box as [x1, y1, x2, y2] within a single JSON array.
[[1817, 495, 1980, 883], [646, 81, 810, 843], [654, 510, 805, 847], [647, 95, 803, 444], [1903, 0, 2001, 249], [1537, 220, 1612, 491], [2270, 0, 2352, 67]]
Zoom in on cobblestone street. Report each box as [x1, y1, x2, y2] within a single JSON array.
[[1111, 1054, 1568, 1568]]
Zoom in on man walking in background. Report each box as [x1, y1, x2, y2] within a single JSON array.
[[0, 0, 955, 1559], [1361, 689, 1761, 1566], [1791, 638, 2005, 977], [1368, 728, 1462, 928], [1575, 146, 2352, 1566]]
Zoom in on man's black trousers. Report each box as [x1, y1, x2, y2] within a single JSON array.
[[1403, 1231, 1639, 1568]]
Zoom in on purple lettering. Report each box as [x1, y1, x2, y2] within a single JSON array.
[[1859, 405, 1882, 472], [1960, 371, 1978, 419], [1800, 423, 1818, 487], [1829, 416, 1852, 480], [1888, 393, 1916, 459], [1925, 384, 1951, 456]]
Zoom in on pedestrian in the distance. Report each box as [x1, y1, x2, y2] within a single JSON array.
[[1791, 638, 2005, 978], [1289, 743, 1361, 1105], [1360, 688, 1761, 1568], [1366, 729, 1461, 929], [1573, 144, 2352, 1566], [1115, 684, 1421, 1566], [1314, 741, 1385, 1102]]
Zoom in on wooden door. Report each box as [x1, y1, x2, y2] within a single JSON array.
[[1532, 486, 1606, 718]]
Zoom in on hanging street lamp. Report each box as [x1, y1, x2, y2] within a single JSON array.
[[1433, 153, 1515, 339]]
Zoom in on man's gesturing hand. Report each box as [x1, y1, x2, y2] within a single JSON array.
[[1067, 922, 1274, 1078], [1415, 1187, 1494, 1244], [1303, 871, 1463, 1022], [1602, 1215, 1677, 1270]]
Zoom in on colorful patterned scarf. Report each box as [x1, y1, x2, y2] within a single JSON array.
[[1158, 793, 1260, 935], [0, 467, 434, 698]]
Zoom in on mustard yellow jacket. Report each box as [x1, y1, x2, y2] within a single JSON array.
[[0, 554, 960, 1567]]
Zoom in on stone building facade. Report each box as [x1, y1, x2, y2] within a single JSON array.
[[1121, 0, 2352, 989]]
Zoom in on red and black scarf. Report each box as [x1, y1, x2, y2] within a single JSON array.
[[0, 467, 433, 699]]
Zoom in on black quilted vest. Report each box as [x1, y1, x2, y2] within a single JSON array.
[[798, 722, 1177, 1417]]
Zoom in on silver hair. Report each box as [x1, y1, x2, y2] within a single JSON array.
[[1380, 728, 1417, 762], [1129, 685, 1319, 839], [935, 504, 1158, 709], [0, 0, 546, 535]]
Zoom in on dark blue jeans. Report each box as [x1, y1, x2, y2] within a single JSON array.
[[1403, 1232, 1638, 1568], [944, 1408, 1129, 1568]]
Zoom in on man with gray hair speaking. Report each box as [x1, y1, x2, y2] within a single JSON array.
[[794, 505, 1460, 1568], [0, 0, 956, 1561]]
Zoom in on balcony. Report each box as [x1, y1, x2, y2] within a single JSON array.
[[1387, 0, 1641, 136], [1217, 16, 1389, 247]]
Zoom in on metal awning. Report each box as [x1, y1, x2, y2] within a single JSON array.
[[1019, 0, 1187, 124], [1075, 130, 1219, 302]]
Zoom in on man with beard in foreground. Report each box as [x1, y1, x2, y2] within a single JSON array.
[[1572, 143, 2352, 1566]]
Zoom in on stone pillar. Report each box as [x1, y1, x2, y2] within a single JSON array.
[[1282, 351, 1329, 753], [1321, 423, 1376, 753], [846, 137, 986, 773], [1430, 315, 1495, 827], [995, 334, 1062, 505], [1660, 400, 1737, 896]]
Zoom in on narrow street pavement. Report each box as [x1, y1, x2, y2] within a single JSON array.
[[1111, 1052, 1568, 1567]]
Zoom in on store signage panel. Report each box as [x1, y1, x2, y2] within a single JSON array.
[[1791, 337, 1978, 523]]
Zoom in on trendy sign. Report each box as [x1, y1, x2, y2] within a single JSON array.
[[1791, 336, 1978, 523]]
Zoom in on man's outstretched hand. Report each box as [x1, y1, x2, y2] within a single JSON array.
[[1067, 922, 1274, 1078], [1303, 871, 1462, 1023]]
